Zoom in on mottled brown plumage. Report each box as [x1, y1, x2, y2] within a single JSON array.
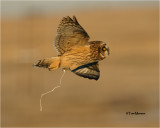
[[34, 16, 110, 80]]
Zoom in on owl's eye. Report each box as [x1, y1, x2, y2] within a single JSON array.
[[102, 47, 107, 51]]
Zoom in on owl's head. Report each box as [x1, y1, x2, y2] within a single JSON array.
[[98, 41, 110, 60], [89, 41, 110, 60]]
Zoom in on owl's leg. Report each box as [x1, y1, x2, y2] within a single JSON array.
[[34, 57, 61, 71]]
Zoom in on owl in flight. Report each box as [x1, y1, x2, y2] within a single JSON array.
[[34, 16, 110, 80]]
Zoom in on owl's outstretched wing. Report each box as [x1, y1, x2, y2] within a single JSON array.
[[71, 62, 100, 80], [54, 16, 90, 55]]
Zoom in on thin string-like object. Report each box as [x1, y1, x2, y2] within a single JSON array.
[[40, 70, 66, 111]]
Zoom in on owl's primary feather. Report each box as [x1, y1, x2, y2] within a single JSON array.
[[34, 16, 109, 80]]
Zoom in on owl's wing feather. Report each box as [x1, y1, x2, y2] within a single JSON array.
[[54, 16, 90, 55], [71, 62, 100, 80]]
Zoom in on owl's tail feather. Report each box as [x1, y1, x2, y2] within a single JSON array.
[[33, 57, 60, 71]]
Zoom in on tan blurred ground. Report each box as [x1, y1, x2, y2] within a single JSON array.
[[1, 4, 159, 127]]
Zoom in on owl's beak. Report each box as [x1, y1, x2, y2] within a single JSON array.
[[106, 47, 110, 55]]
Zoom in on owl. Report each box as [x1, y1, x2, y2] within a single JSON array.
[[34, 16, 110, 80]]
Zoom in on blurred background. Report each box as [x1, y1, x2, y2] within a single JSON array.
[[1, 1, 159, 127]]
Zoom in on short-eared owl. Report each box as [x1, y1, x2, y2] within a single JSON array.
[[34, 16, 110, 80]]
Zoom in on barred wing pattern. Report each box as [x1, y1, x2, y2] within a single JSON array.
[[71, 62, 100, 80], [54, 16, 90, 55]]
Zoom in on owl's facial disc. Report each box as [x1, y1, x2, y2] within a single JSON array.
[[98, 42, 110, 60], [101, 44, 110, 56]]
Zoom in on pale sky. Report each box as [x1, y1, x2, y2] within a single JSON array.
[[1, 1, 157, 18]]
